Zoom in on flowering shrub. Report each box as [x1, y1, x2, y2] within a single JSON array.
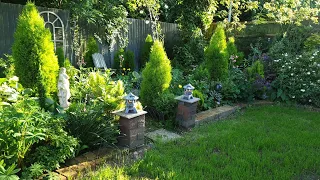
[[271, 50, 320, 106]]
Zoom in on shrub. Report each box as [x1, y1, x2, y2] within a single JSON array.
[[226, 37, 244, 66], [246, 60, 264, 82], [84, 36, 99, 68], [268, 25, 312, 58], [113, 48, 126, 70], [140, 34, 153, 69], [0, 99, 78, 175], [65, 102, 119, 148], [304, 33, 320, 51], [140, 40, 172, 107], [170, 68, 186, 96], [0, 55, 15, 78], [271, 50, 320, 107], [124, 50, 135, 71], [152, 90, 176, 120], [205, 23, 228, 81], [172, 28, 205, 73], [0, 76, 22, 105], [192, 89, 205, 111], [56, 47, 65, 68], [12, 2, 59, 108], [70, 69, 125, 111]]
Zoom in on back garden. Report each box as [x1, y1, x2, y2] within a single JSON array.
[[0, 0, 320, 179]]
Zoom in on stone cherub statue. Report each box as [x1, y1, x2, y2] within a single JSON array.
[[57, 67, 71, 109]]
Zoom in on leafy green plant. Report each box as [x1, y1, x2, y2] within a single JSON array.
[[12, 2, 59, 108], [172, 28, 206, 73], [140, 40, 172, 107], [226, 37, 244, 66], [113, 49, 126, 70], [65, 102, 119, 148], [140, 34, 153, 69], [0, 98, 78, 172], [124, 50, 135, 71], [84, 36, 99, 68], [268, 25, 312, 59], [246, 60, 264, 82], [71, 69, 125, 111], [192, 89, 205, 111], [152, 90, 176, 121], [205, 23, 228, 81], [0, 55, 15, 78], [0, 76, 22, 105], [271, 50, 320, 107], [0, 160, 20, 180], [55, 47, 65, 68], [304, 33, 320, 51]]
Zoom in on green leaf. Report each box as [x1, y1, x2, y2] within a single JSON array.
[[277, 89, 283, 98]]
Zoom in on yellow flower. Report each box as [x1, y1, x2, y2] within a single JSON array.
[[122, 73, 124, 76], [178, 85, 182, 88], [128, 68, 131, 71], [123, 68, 126, 71]]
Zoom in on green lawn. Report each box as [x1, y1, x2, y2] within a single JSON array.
[[85, 105, 320, 180]]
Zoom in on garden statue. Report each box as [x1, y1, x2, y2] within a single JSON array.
[[124, 92, 139, 113], [57, 67, 71, 109], [183, 83, 195, 100]]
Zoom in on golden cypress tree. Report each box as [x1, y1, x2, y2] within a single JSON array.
[[140, 40, 172, 107], [12, 2, 59, 108], [205, 23, 228, 81]]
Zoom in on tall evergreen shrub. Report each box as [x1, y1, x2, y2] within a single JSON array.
[[84, 36, 99, 67], [56, 47, 65, 67], [140, 40, 172, 107], [12, 2, 59, 107], [205, 23, 228, 81], [140, 34, 153, 69], [124, 50, 135, 70]]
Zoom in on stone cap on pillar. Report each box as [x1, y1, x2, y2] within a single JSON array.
[[174, 95, 200, 103], [112, 110, 147, 119]]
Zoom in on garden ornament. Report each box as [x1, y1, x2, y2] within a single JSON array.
[[183, 83, 195, 100], [215, 83, 223, 92], [57, 67, 71, 109], [124, 92, 139, 113]]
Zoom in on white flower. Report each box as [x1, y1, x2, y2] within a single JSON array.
[[145, 20, 150, 24], [292, 96, 295, 99], [307, 72, 311, 75], [289, 66, 291, 69], [9, 76, 19, 82], [139, 10, 144, 14], [284, 53, 288, 57], [309, 99, 312, 102], [301, 89, 305, 92], [311, 56, 314, 59], [299, 55, 302, 58], [291, 73, 294, 76], [164, 4, 169, 9]]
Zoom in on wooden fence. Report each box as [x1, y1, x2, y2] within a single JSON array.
[[0, 2, 72, 60], [0, 2, 180, 70]]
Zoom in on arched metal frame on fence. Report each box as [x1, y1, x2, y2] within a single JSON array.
[[40, 11, 65, 56]]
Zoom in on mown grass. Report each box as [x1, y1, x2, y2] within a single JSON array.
[[85, 105, 320, 180]]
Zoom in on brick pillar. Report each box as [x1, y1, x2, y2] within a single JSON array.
[[175, 95, 200, 129], [113, 110, 147, 149]]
